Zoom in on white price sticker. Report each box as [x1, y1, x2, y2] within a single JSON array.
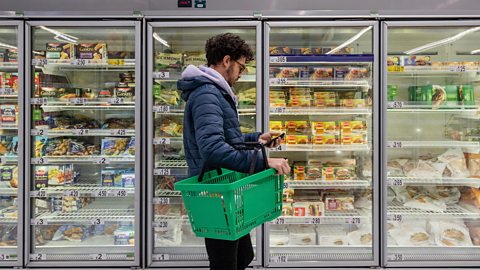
[[270, 255, 288, 263], [72, 59, 87, 66], [309, 217, 323, 224], [0, 88, 14, 95], [270, 56, 288, 63], [388, 101, 404, 109], [30, 253, 46, 261], [387, 141, 403, 148], [271, 145, 283, 151], [114, 189, 128, 197], [270, 78, 288, 85], [389, 178, 404, 186], [0, 157, 6, 165], [72, 129, 89, 135], [64, 190, 80, 197], [90, 253, 107, 260], [31, 158, 48, 165], [91, 218, 105, 225], [346, 217, 361, 224], [69, 98, 87, 105], [450, 65, 466, 72], [154, 137, 171, 145], [31, 98, 48, 105], [274, 217, 285, 225], [154, 72, 170, 79], [283, 182, 289, 189], [156, 197, 171, 205], [154, 168, 171, 176], [272, 107, 286, 113], [155, 254, 170, 261], [95, 157, 110, 164], [156, 221, 169, 228], [110, 129, 126, 136], [0, 254, 7, 261], [32, 129, 47, 136], [95, 190, 108, 197], [390, 254, 405, 261], [153, 106, 171, 113], [390, 214, 403, 222], [108, 97, 124, 104], [33, 59, 48, 66], [32, 218, 47, 225], [32, 190, 47, 197]]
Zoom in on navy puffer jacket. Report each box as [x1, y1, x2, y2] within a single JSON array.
[[177, 68, 265, 177]]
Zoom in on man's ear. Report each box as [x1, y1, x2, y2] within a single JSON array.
[[222, 55, 231, 68]]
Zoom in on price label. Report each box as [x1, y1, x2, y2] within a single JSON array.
[[33, 59, 48, 66], [32, 129, 47, 136], [32, 218, 47, 225], [270, 56, 288, 63], [72, 59, 87, 66], [387, 141, 403, 148], [31, 158, 48, 165], [270, 255, 288, 263], [271, 145, 283, 151], [153, 106, 171, 113], [270, 78, 288, 85], [390, 253, 404, 261], [69, 98, 87, 105], [32, 190, 47, 197], [91, 218, 105, 225], [30, 253, 47, 261], [155, 254, 170, 261], [0, 254, 7, 261], [389, 178, 404, 186], [390, 214, 403, 222], [64, 190, 80, 197], [283, 182, 289, 189], [72, 129, 89, 135], [95, 157, 110, 164], [95, 190, 108, 197], [156, 197, 170, 204], [387, 66, 404, 72], [90, 253, 107, 260], [108, 97, 124, 104], [156, 221, 169, 228], [274, 217, 285, 225], [272, 107, 286, 113], [154, 137, 171, 145], [31, 98, 48, 105], [110, 129, 126, 136], [154, 168, 171, 176], [154, 72, 170, 79], [388, 101, 404, 109], [0, 88, 14, 95], [309, 217, 323, 224], [450, 65, 466, 72], [115, 189, 127, 197], [346, 217, 361, 224], [0, 157, 6, 165]]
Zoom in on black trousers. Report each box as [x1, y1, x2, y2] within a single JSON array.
[[205, 234, 254, 270]]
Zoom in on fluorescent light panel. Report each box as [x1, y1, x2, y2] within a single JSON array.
[[39, 26, 78, 43], [0, 42, 17, 50], [326, 26, 372, 55]]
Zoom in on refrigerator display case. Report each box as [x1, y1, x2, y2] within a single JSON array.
[[384, 21, 480, 267], [264, 21, 379, 268], [146, 21, 263, 267], [25, 21, 141, 267], [0, 21, 23, 266]]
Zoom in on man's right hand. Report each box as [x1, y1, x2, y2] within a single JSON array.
[[268, 158, 290, 175]]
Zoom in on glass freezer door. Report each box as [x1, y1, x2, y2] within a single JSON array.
[[26, 21, 140, 266], [385, 21, 480, 267], [265, 21, 379, 268], [0, 21, 23, 266], [147, 21, 262, 267]]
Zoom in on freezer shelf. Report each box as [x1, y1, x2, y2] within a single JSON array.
[[153, 215, 189, 227], [269, 79, 370, 88], [386, 141, 479, 148], [388, 177, 480, 187], [153, 106, 256, 116], [388, 246, 480, 262], [271, 144, 370, 152], [35, 235, 134, 255], [285, 180, 370, 189], [153, 73, 256, 82], [0, 63, 17, 70], [0, 188, 17, 196], [269, 54, 373, 64], [32, 209, 135, 226], [270, 107, 371, 115], [387, 201, 478, 220], [272, 210, 369, 225], [31, 185, 134, 198], [31, 129, 135, 137], [387, 102, 478, 113], [388, 65, 480, 74], [269, 246, 372, 262], [32, 58, 135, 69], [31, 156, 135, 165]]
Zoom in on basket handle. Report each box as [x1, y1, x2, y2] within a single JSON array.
[[197, 142, 269, 182]]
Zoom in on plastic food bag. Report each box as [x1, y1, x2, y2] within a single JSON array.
[[438, 148, 469, 178], [347, 225, 372, 246], [404, 194, 447, 212], [390, 222, 431, 246], [425, 186, 461, 205], [429, 221, 473, 247]]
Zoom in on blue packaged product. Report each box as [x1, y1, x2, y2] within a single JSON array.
[[121, 173, 135, 188], [101, 170, 115, 186]]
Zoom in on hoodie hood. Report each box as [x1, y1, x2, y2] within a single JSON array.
[[177, 65, 238, 106]]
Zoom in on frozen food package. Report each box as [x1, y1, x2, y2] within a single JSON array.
[[155, 52, 182, 69], [101, 137, 129, 156], [465, 221, 480, 246], [309, 67, 334, 80], [390, 222, 431, 246], [345, 67, 370, 80], [293, 202, 324, 216], [288, 225, 316, 245], [393, 186, 424, 203], [404, 160, 446, 179], [123, 137, 135, 156], [429, 221, 473, 247], [465, 153, 480, 177], [359, 156, 373, 178], [181, 224, 204, 245], [438, 148, 469, 178], [404, 194, 447, 212], [425, 186, 461, 205], [282, 202, 293, 216], [325, 195, 354, 211], [387, 187, 396, 203], [183, 54, 206, 67], [316, 225, 348, 246], [269, 46, 292, 55], [271, 67, 298, 78], [155, 219, 182, 246], [355, 190, 372, 210], [270, 229, 289, 246], [52, 225, 89, 242], [459, 187, 480, 210], [347, 225, 373, 246]]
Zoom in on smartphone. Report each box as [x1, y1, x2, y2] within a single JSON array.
[[265, 133, 286, 147]]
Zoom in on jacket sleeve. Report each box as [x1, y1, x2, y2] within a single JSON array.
[[191, 90, 266, 173], [244, 132, 262, 142]]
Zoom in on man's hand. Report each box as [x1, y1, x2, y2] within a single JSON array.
[[259, 132, 283, 148], [268, 158, 290, 175]]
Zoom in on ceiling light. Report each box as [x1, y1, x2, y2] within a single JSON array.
[[326, 26, 372, 55], [153, 33, 170, 48], [0, 42, 17, 50], [39, 26, 78, 43], [471, 49, 480, 54]]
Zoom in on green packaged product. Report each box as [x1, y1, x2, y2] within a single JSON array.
[[387, 85, 398, 101], [408, 86, 423, 102], [445, 85, 458, 102], [458, 85, 475, 105]]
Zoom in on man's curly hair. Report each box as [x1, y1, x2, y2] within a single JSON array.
[[205, 33, 254, 66]]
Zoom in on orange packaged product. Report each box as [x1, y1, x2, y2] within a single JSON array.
[[323, 121, 338, 134], [322, 134, 337, 145], [286, 135, 297, 145], [269, 121, 283, 132], [285, 121, 308, 134], [294, 164, 306, 180], [341, 121, 352, 134], [322, 167, 335, 181], [314, 92, 336, 99], [312, 122, 324, 134], [343, 133, 365, 144], [313, 135, 324, 145], [351, 121, 367, 132], [296, 135, 309, 145]]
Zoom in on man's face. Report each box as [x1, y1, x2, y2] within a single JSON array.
[[226, 56, 246, 87]]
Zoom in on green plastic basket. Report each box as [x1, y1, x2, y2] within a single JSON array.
[[175, 168, 283, 241]]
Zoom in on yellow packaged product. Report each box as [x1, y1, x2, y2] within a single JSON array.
[[313, 135, 324, 145], [282, 203, 293, 216], [269, 121, 283, 132], [322, 134, 338, 145], [294, 164, 306, 180], [312, 122, 324, 134], [286, 121, 308, 134], [287, 98, 310, 107], [296, 135, 309, 145], [286, 135, 297, 145], [322, 167, 335, 181], [314, 92, 336, 99], [342, 134, 365, 144], [323, 121, 338, 134]]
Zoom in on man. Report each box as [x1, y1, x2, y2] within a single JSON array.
[[177, 33, 290, 270]]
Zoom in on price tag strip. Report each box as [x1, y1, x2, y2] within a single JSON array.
[[154, 137, 171, 145], [154, 254, 170, 261], [153, 72, 171, 79], [387, 141, 404, 148], [387, 101, 404, 109], [108, 97, 125, 104], [72, 129, 89, 135], [90, 253, 108, 260], [155, 197, 171, 205], [269, 78, 289, 85], [31, 97, 48, 105], [270, 255, 288, 263], [154, 168, 171, 176], [388, 178, 404, 186], [153, 106, 171, 113], [31, 157, 48, 165], [270, 56, 288, 63], [272, 107, 286, 113], [30, 253, 47, 261]]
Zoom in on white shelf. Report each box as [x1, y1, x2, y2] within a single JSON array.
[[270, 144, 370, 152], [153, 215, 189, 227], [31, 156, 135, 165], [0, 63, 18, 70], [388, 246, 480, 262], [0, 188, 17, 196], [0, 88, 17, 96], [33, 209, 135, 226], [387, 201, 478, 219], [269, 79, 370, 88], [32, 58, 135, 69], [153, 137, 183, 145], [152, 193, 183, 205], [285, 180, 370, 189], [153, 106, 255, 116], [155, 159, 187, 168], [386, 141, 479, 149], [31, 129, 135, 137], [0, 124, 18, 130], [387, 103, 479, 114], [31, 185, 134, 198], [388, 177, 480, 187], [389, 65, 480, 74], [270, 107, 371, 116], [269, 246, 372, 262], [271, 210, 369, 225]]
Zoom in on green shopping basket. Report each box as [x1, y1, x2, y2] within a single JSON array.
[[175, 142, 284, 241]]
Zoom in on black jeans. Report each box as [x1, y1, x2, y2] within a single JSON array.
[[205, 234, 254, 270]]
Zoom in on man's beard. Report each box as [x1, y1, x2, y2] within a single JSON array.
[[226, 65, 235, 87]]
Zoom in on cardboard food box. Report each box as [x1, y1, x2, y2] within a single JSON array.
[[46, 43, 74, 60]]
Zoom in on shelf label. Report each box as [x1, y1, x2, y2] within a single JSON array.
[[270, 255, 288, 263], [389, 214, 403, 222], [32, 59, 48, 66], [31, 157, 48, 165], [95, 190, 108, 197], [113, 189, 128, 197], [154, 254, 170, 261], [450, 65, 466, 72], [0, 254, 8, 261], [156, 221, 169, 228], [274, 217, 285, 225], [388, 178, 404, 186], [270, 145, 284, 152], [387, 66, 404, 72], [64, 190, 80, 197], [154, 72, 170, 79], [0, 88, 15, 95], [108, 97, 125, 104], [72, 129, 89, 135], [283, 182, 289, 189], [153, 105, 171, 113], [387, 101, 404, 109], [95, 157, 110, 164], [346, 217, 362, 224], [387, 141, 403, 148], [110, 129, 127, 136], [272, 107, 286, 113], [90, 253, 107, 260], [31, 97, 48, 105], [31, 190, 47, 197], [91, 218, 105, 225], [32, 218, 47, 225], [269, 78, 288, 85], [69, 98, 87, 105], [72, 59, 87, 66], [154, 137, 171, 145], [270, 56, 287, 63], [307, 217, 323, 224], [390, 253, 405, 261], [30, 253, 47, 261], [0, 157, 6, 165], [31, 129, 48, 136], [156, 197, 171, 205], [154, 168, 171, 176]]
